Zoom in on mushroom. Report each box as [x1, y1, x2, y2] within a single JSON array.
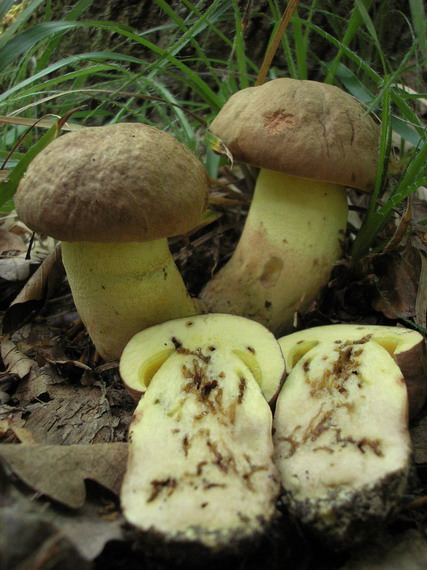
[[278, 323, 427, 419], [273, 334, 412, 544], [14, 123, 209, 360], [201, 78, 379, 334], [119, 313, 285, 554]]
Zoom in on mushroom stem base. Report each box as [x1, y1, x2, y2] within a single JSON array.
[[201, 170, 348, 334]]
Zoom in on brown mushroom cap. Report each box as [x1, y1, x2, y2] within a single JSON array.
[[210, 78, 379, 191], [15, 123, 209, 243]]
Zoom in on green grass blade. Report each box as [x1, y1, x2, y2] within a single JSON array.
[[324, 0, 374, 84], [269, 0, 297, 78], [354, 0, 388, 73], [0, 21, 91, 71], [366, 84, 392, 219], [390, 86, 425, 132], [231, 1, 249, 90], [409, 0, 427, 66], [291, 8, 307, 79], [0, 0, 16, 20], [0, 115, 71, 208], [0, 0, 46, 48], [335, 63, 424, 146], [154, 0, 223, 91], [301, 18, 380, 83], [333, 62, 375, 102], [352, 139, 427, 259], [0, 59, 125, 106], [34, 0, 97, 72]]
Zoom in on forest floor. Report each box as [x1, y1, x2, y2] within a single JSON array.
[[0, 164, 426, 569]]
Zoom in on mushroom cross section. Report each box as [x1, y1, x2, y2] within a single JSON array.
[[278, 323, 427, 419], [119, 313, 286, 552], [273, 336, 411, 544], [201, 78, 379, 334], [120, 313, 286, 404], [14, 123, 209, 360]]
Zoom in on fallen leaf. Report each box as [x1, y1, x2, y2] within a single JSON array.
[[0, 442, 128, 509], [415, 253, 427, 329], [45, 357, 95, 385], [11, 362, 132, 445], [0, 338, 37, 378], [0, 257, 32, 281], [412, 414, 427, 464], [2, 245, 65, 333], [7, 425, 39, 445], [373, 244, 422, 319], [0, 228, 26, 254], [0, 461, 124, 565]]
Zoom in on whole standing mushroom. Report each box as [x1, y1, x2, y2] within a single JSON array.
[[14, 123, 209, 360], [119, 313, 286, 554], [201, 78, 379, 334]]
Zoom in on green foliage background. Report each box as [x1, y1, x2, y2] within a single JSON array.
[[0, 0, 426, 259]]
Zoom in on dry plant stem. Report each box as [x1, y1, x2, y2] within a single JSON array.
[[62, 240, 198, 360], [201, 169, 348, 334], [255, 0, 301, 86]]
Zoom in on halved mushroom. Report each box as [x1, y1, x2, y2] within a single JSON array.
[[273, 335, 412, 544], [120, 313, 286, 404], [278, 324, 427, 419], [120, 314, 286, 554]]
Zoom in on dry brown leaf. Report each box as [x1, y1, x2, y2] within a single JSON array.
[[0, 462, 124, 565], [383, 198, 413, 254], [0, 419, 11, 437], [0, 442, 128, 508], [45, 357, 94, 385], [7, 425, 39, 445], [50, 500, 124, 561], [0, 257, 32, 281], [3, 245, 65, 333], [412, 414, 427, 464], [0, 115, 83, 130], [372, 244, 422, 319], [0, 228, 26, 254], [415, 253, 427, 329], [0, 338, 37, 378], [0, 415, 38, 444], [11, 361, 133, 445]]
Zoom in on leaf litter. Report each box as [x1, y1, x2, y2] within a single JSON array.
[[0, 164, 427, 568]]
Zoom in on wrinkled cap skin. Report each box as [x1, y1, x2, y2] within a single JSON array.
[[210, 78, 379, 191], [15, 123, 209, 243]]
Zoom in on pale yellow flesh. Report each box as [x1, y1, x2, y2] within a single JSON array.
[[201, 170, 348, 334], [121, 349, 280, 550], [278, 323, 424, 370], [278, 323, 427, 419], [273, 339, 411, 527], [120, 313, 286, 403], [62, 240, 198, 360]]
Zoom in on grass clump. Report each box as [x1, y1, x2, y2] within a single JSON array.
[[0, 0, 426, 261]]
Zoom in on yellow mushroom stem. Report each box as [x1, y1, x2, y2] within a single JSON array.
[[61, 239, 198, 360], [201, 169, 348, 334]]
